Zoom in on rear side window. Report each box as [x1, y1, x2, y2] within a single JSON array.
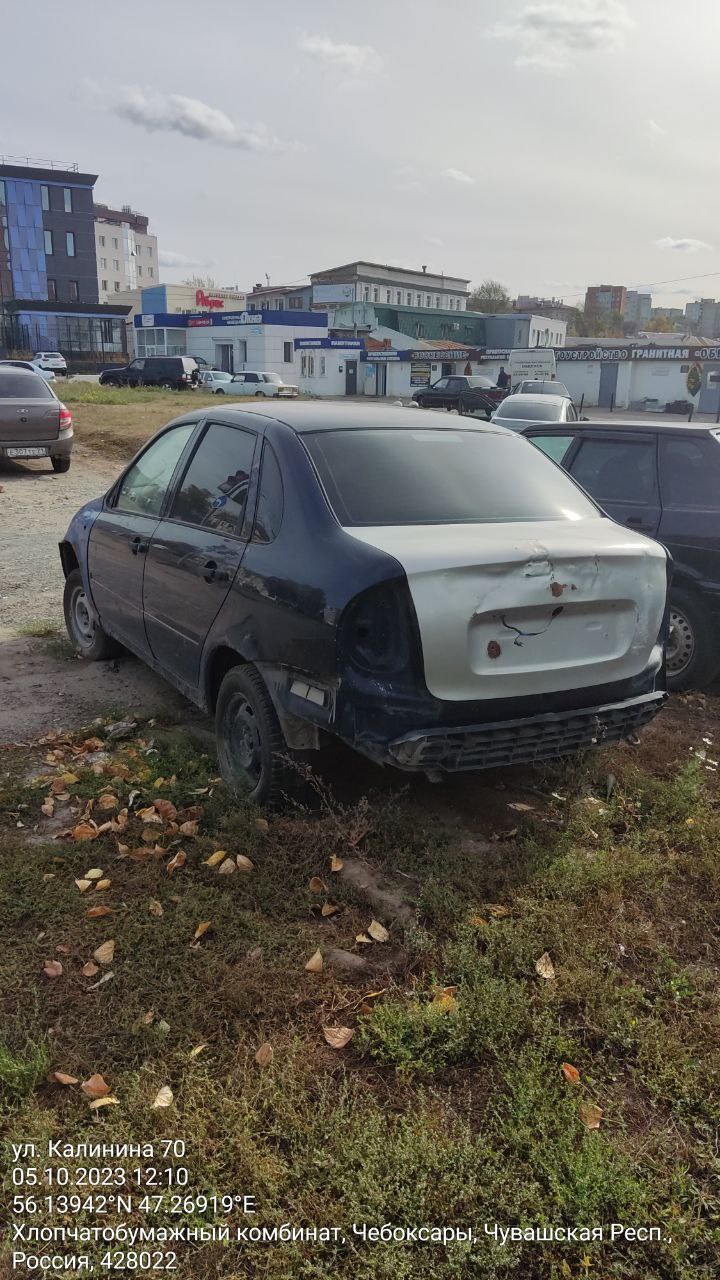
[[304, 427, 597, 526], [171, 422, 256, 535], [252, 443, 284, 543], [570, 439, 657, 504], [529, 434, 575, 463], [0, 372, 55, 399], [660, 435, 720, 509]]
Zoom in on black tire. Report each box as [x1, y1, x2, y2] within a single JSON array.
[[51, 455, 71, 473], [63, 569, 120, 661], [416, 397, 427, 408], [215, 664, 297, 806], [666, 589, 720, 690], [160, 380, 175, 390], [254, 390, 264, 397]]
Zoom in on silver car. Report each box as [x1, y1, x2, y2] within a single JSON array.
[[214, 371, 299, 398], [0, 366, 73, 473], [491, 393, 579, 430], [198, 370, 235, 392]]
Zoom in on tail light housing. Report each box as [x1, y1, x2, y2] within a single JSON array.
[[339, 581, 421, 677], [59, 404, 73, 433]]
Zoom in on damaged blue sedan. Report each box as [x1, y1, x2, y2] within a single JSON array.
[[60, 403, 668, 804]]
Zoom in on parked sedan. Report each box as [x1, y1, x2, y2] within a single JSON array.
[[198, 370, 235, 392], [214, 371, 299, 398], [60, 404, 668, 804], [413, 374, 504, 414], [0, 358, 55, 383], [0, 366, 73, 472], [490, 393, 579, 429]]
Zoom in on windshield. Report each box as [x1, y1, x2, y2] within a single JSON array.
[[0, 371, 55, 399], [303, 427, 596, 526], [497, 398, 563, 421]]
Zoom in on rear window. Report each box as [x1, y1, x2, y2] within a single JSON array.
[[303, 427, 597, 526], [497, 398, 562, 421], [0, 371, 55, 399]]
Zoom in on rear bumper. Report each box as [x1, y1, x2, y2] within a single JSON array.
[[0, 434, 72, 458], [385, 690, 667, 773]]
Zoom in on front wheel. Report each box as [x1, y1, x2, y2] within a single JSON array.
[[63, 570, 120, 661], [666, 589, 720, 690], [51, 455, 71, 473], [102, 377, 120, 388], [215, 664, 297, 806], [160, 380, 175, 390]]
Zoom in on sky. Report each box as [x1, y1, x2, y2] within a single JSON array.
[[3, 0, 720, 308]]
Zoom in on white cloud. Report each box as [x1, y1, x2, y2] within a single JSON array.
[[443, 168, 475, 185], [492, 0, 632, 71], [298, 33, 381, 75], [654, 237, 713, 253], [86, 82, 283, 150], [646, 118, 667, 137], [158, 250, 214, 269]]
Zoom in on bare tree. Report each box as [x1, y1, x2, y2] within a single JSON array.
[[467, 280, 512, 313]]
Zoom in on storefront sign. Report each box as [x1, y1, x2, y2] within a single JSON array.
[[410, 361, 432, 386], [294, 338, 364, 349], [141, 314, 155, 327], [188, 316, 212, 327], [195, 289, 224, 309]]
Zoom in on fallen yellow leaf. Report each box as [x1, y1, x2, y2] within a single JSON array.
[[148, 899, 164, 918], [330, 855, 344, 873], [88, 1096, 119, 1111], [304, 949, 323, 973], [193, 921, 211, 941], [74, 879, 92, 893], [579, 1101, 603, 1130], [151, 1085, 173, 1109], [84, 868, 104, 880], [255, 1042, 274, 1067], [81, 961, 100, 977], [562, 1062, 581, 1085], [218, 857, 236, 875], [188, 1043, 207, 1060], [97, 795, 118, 811], [355, 934, 372, 945], [93, 940, 115, 966], [41, 799, 54, 817], [43, 960, 63, 979], [308, 876, 327, 892], [86, 905, 112, 919], [321, 903, 340, 917], [323, 1026, 354, 1049], [94, 879, 111, 891], [535, 952, 556, 981], [179, 820, 198, 837], [236, 855, 254, 873], [72, 823, 97, 841], [367, 919, 389, 943], [51, 1071, 78, 1085], [204, 850, 227, 867], [166, 851, 186, 875]]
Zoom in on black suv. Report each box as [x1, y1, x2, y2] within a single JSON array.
[[99, 357, 199, 390], [522, 420, 720, 689]]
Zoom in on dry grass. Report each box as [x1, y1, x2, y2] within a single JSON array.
[[69, 393, 219, 461]]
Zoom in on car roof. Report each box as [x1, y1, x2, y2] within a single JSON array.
[[167, 401, 509, 435], [499, 392, 569, 407], [521, 419, 719, 435]]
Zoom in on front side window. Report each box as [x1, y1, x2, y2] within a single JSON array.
[[432, 378, 449, 390], [660, 435, 720, 509], [304, 428, 598, 527], [128, 359, 145, 371], [115, 424, 195, 516], [570, 439, 657, 504], [171, 424, 256, 535], [66, 232, 75, 257], [63, 188, 72, 213]]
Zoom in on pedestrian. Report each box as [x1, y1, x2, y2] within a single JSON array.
[[497, 366, 510, 391]]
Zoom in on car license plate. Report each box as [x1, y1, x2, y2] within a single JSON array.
[[5, 446, 49, 458]]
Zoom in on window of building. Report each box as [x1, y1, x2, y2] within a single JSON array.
[[44, 229, 53, 255], [99, 257, 107, 269], [138, 265, 143, 277], [47, 279, 57, 301], [417, 294, 422, 306], [289, 297, 303, 309], [101, 279, 108, 291], [99, 234, 105, 247], [149, 267, 154, 278], [41, 185, 49, 211], [147, 245, 153, 257], [114, 281, 120, 291], [113, 259, 119, 270], [407, 292, 412, 305], [0, 180, 5, 206], [435, 297, 440, 308], [1, 215, 6, 251], [415, 323, 426, 338], [373, 288, 379, 302], [68, 280, 79, 301], [363, 287, 370, 302], [426, 295, 431, 307], [63, 188, 72, 213], [112, 237, 119, 249], [396, 291, 402, 304], [319, 356, 326, 376], [386, 290, 391, 302], [66, 232, 75, 257], [277, 299, 284, 310], [283, 341, 292, 363]]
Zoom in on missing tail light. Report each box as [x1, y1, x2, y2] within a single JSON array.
[[340, 581, 418, 676]]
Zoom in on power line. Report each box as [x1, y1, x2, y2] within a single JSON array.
[[553, 268, 720, 307]]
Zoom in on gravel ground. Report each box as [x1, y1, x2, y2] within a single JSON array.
[[0, 443, 118, 632]]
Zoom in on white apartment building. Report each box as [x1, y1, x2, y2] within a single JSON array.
[[95, 203, 158, 303], [310, 261, 469, 311]]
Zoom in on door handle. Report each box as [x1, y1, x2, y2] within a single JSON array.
[[131, 537, 149, 555], [202, 560, 230, 584]]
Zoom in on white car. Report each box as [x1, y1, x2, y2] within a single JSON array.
[[215, 371, 299, 398], [197, 370, 235, 391], [0, 358, 55, 383], [34, 351, 67, 375], [491, 393, 579, 429]]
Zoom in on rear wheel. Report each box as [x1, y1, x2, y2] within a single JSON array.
[[215, 664, 297, 806], [63, 569, 120, 661], [254, 390, 264, 397], [102, 377, 120, 388], [666, 589, 720, 690], [51, 456, 71, 473], [160, 380, 175, 390]]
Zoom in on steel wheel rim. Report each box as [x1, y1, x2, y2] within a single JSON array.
[[72, 587, 95, 646], [222, 694, 263, 787], [667, 607, 694, 675]]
